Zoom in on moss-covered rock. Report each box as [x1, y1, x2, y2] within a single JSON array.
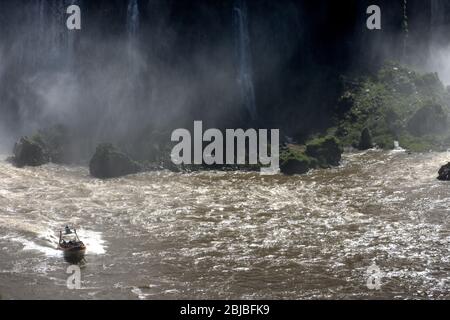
[[89, 143, 142, 179], [438, 163, 450, 181], [280, 158, 310, 175], [35, 125, 71, 164], [11, 125, 73, 167], [12, 136, 49, 167], [280, 136, 342, 175], [280, 145, 314, 175], [333, 62, 450, 152], [373, 134, 395, 150], [407, 103, 448, 136], [358, 127, 373, 150], [305, 136, 342, 167]]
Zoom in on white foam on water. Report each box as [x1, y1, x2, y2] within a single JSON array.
[[10, 236, 62, 257], [1, 223, 106, 256], [36, 227, 107, 255], [0, 222, 62, 257], [391, 141, 406, 153], [76, 228, 107, 255], [131, 287, 145, 299]]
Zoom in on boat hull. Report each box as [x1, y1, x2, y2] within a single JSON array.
[[61, 246, 86, 263]]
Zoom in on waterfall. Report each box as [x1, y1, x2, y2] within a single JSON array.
[[431, 0, 446, 45], [32, 0, 77, 69], [126, 0, 140, 75], [66, 0, 80, 68], [402, 0, 409, 61], [233, 0, 257, 122], [48, 0, 69, 62], [428, 0, 450, 84], [124, 0, 142, 119], [393, 141, 405, 152], [127, 0, 140, 38], [35, 0, 47, 67], [18, 0, 49, 68]]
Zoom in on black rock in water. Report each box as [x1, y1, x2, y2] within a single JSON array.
[[280, 158, 310, 175], [10, 125, 73, 167], [305, 136, 342, 167], [12, 137, 49, 167], [37, 125, 71, 164], [438, 163, 450, 181], [358, 127, 373, 150], [89, 143, 142, 179]]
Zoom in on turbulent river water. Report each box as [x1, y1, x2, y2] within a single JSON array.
[[0, 149, 449, 299]]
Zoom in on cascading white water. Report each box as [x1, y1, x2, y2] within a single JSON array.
[[32, 0, 77, 69], [18, 0, 49, 68], [48, 0, 69, 63], [126, 0, 140, 76], [428, 0, 450, 84], [65, 0, 80, 68], [127, 0, 140, 38], [431, 0, 445, 43], [233, 0, 257, 121]]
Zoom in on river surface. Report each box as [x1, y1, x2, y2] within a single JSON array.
[[0, 149, 449, 299]]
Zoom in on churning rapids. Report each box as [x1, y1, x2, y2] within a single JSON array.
[[0, 149, 449, 299]]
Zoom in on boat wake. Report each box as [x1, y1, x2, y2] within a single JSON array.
[[75, 228, 106, 255], [0, 226, 106, 257]]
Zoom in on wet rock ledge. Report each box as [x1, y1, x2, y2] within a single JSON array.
[[438, 163, 450, 181], [89, 143, 142, 179]]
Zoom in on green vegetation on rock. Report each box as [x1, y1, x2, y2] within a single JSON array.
[[407, 103, 448, 136], [333, 62, 450, 152], [12, 124, 72, 167], [358, 127, 373, 150], [305, 136, 342, 167], [89, 143, 142, 179], [281, 62, 450, 176], [280, 144, 314, 175], [12, 136, 49, 167], [9, 64, 450, 176], [280, 136, 342, 175]]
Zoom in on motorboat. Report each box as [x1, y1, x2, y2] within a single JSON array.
[[58, 226, 86, 261]]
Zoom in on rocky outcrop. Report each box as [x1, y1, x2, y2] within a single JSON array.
[[438, 163, 450, 181], [11, 125, 72, 167], [358, 127, 373, 150], [407, 103, 448, 136], [89, 143, 141, 179], [280, 144, 313, 175], [305, 136, 342, 167], [280, 158, 310, 175], [280, 136, 342, 175], [37, 125, 71, 164], [335, 63, 450, 152], [12, 136, 49, 167]]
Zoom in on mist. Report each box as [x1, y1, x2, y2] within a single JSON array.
[[0, 0, 244, 159], [1, 0, 450, 159]]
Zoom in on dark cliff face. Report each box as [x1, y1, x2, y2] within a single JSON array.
[[0, 0, 446, 151], [248, 0, 435, 137]]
